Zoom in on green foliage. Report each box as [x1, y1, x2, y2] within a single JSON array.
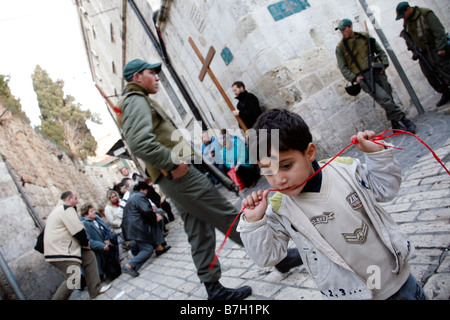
[[0, 74, 30, 124], [32, 65, 101, 159]]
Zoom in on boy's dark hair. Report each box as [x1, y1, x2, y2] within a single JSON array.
[[252, 108, 312, 160]]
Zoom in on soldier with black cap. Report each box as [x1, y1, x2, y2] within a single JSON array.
[[335, 19, 416, 133], [396, 2, 450, 107]]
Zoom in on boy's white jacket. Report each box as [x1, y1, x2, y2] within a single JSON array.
[[238, 148, 414, 300]]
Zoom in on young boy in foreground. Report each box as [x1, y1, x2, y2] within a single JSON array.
[[238, 108, 428, 300]]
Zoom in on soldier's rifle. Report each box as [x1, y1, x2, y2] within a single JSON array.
[[365, 21, 384, 107], [400, 29, 446, 89]]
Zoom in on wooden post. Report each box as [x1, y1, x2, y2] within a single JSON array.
[[188, 37, 248, 131], [95, 83, 153, 177], [95, 83, 123, 122]]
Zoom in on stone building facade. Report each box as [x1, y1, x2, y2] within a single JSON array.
[[77, 0, 448, 158]]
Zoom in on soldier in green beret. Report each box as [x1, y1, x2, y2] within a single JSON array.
[[335, 19, 416, 133], [396, 2, 450, 107], [116, 59, 254, 300]]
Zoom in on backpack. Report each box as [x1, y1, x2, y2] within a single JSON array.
[[34, 228, 45, 254], [102, 244, 121, 280]]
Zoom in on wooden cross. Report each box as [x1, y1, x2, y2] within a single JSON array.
[[199, 46, 215, 82], [188, 37, 248, 132]]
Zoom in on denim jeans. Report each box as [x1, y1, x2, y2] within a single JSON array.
[[387, 274, 429, 300], [128, 241, 154, 272]]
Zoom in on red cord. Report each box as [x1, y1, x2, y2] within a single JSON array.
[[208, 129, 449, 270], [371, 129, 449, 176], [113, 107, 122, 115]]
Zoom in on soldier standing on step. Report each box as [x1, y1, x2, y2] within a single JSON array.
[[335, 19, 416, 133], [396, 2, 450, 107]]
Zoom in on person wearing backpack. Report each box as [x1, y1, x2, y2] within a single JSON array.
[[43, 190, 111, 299]]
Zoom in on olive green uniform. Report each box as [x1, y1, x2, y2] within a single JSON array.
[[402, 6, 449, 94], [336, 32, 406, 121], [118, 83, 242, 283]]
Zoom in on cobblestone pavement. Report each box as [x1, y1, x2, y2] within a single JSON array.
[[76, 100, 449, 301]]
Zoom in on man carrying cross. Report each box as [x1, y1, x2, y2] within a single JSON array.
[[232, 81, 263, 130]]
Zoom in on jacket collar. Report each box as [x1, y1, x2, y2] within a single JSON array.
[[80, 214, 102, 224], [123, 82, 150, 96], [302, 160, 322, 193], [409, 6, 420, 21], [235, 90, 249, 101], [62, 204, 77, 212]]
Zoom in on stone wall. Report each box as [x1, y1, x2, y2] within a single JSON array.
[[160, 0, 449, 158], [78, 0, 448, 159], [0, 104, 128, 299]]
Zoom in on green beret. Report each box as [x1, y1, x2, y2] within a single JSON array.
[[123, 59, 162, 81], [335, 19, 353, 30], [396, 2, 410, 20]]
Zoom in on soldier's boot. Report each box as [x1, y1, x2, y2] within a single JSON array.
[[391, 119, 405, 131], [401, 116, 416, 134], [205, 281, 252, 300], [436, 90, 450, 107]]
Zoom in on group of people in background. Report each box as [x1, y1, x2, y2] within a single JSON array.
[[201, 128, 261, 190], [42, 167, 174, 299], [201, 81, 263, 190], [103, 167, 173, 278]]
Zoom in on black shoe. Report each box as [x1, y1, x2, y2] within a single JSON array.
[[436, 91, 450, 107], [391, 119, 405, 131], [155, 245, 171, 257], [401, 116, 416, 134], [204, 281, 252, 300], [122, 265, 139, 277], [275, 248, 303, 273]]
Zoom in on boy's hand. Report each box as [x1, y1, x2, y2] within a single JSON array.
[[352, 130, 385, 153], [242, 190, 270, 223]]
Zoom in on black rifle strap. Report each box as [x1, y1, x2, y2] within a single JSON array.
[[343, 39, 364, 75], [342, 39, 373, 92], [417, 12, 435, 67]]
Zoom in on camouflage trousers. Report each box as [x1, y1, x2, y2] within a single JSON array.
[[421, 49, 450, 93], [157, 164, 242, 283], [359, 69, 406, 121]]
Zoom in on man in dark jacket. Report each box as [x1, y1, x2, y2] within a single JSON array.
[[232, 81, 262, 130], [121, 181, 170, 277]]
